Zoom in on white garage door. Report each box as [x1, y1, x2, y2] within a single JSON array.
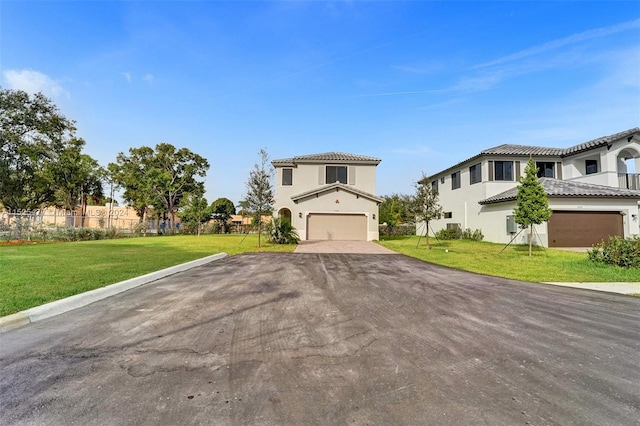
[[307, 213, 367, 241]]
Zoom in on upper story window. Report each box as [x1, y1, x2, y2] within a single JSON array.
[[469, 163, 482, 184], [585, 159, 598, 175], [431, 180, 438, 192], [451, 171, 461, 190], [282, 168, 293, 186], [494, 161, 514, 181], [536, 162, 555, 178], [440, 176, 445, 184], [326, 165, 347, 184]]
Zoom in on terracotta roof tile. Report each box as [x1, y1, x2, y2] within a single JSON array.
[[272, 152, 381, 166]]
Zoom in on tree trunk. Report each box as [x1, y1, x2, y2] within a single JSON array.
[[529, 224, 533, 257], [425, 221, 430, 249], [258, 221, 262, 248]]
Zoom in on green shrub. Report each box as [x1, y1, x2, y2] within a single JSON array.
[[379, 223, 415, 237], [588, 236, 640, 268], [436, 227, 462, 240], [266, 218, 300, 244], [461, 228, 484, 241], [436, 227, 484, 241]]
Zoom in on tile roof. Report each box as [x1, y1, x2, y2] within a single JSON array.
[[290, 182, 383, 203], [479, 178, 640, 205], [424, 127, 640, 181], [272, 152, 381, 166]]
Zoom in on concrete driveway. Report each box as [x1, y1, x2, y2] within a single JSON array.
[[1, 253, 639, 425], [294, 240, 396, 254]]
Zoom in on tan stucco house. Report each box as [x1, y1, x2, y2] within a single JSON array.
[[421, 128, 640, 247], [272, 152, 382, 241]]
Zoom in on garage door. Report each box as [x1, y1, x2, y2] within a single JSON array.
[[548, 211, 623, 247], [307, 213, 367, 241]]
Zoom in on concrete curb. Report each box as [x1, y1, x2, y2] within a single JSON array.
[[0, 252, 228, 333], [542, 281, 640, 295]]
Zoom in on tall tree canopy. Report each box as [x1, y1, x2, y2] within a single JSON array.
[[0, 88, 103, 212], [379, 193, 413, 226], [210, 197, 236, 233], [109, 143, 209, 229], [243, 149, 274, 247], [180, 193, 211, 236], [514, 158, 552, 256]]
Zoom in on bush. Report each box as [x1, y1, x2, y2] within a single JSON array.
[[379, 223, 415, 237], [436, 227, 462, 240], [435, 227, 484, 241], [265, 218, 299, 244], [588, 236, 640, 268], [461, 228, 484, 241]]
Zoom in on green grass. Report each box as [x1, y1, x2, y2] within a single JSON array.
[[0, 234, 296, 317], [378, 236, 640, 283]]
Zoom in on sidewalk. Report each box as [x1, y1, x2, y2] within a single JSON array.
[[542, 281, 640, 295]]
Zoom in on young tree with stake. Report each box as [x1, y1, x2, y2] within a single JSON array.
[[243, 149, 274, 247], [514, 158, 552, 256], [410, 173, 443, 249]]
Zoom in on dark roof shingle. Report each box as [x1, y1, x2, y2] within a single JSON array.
[[479, 178, 640, 205]]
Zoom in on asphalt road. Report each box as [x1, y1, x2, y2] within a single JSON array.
[[1, 253, 639, 425]]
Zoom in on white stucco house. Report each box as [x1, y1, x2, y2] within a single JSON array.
[[421, 128, 640, 247], [272, 152, 382, 241]]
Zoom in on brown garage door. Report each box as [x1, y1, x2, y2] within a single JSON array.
[[548, 211, 623, 247], [307, 213, 367, 241]]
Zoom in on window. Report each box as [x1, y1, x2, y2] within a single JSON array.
[[444, 212, 452, 219], [431, 180, 438, 192], [536, 162, 555, 178], [440, 176, 445, 184], [586, 159, 598, 175], [469, 163, 482, 184], [282, 168, 293, 186], [494, 161, 514, 181], [451, 171, 461, 189], [326, 165, 347, 184]]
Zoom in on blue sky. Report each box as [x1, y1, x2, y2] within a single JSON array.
[[2, 1, 639, 205]]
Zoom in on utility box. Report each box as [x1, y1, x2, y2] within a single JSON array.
[[506, 215, 517, 234]]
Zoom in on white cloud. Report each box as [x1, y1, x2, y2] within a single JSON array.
[[143, 73, 154, 85], [122, 72, 132, 83], [2, 69, 69, 98], [474, 18, 640, 70]]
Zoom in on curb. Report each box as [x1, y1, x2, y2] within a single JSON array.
[[542, 281, 640, 295], [0, 252, 228, 333]]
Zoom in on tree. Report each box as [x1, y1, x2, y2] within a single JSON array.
[[108, 146, 155, 223], [514, 158, 552, 256], [379, 193, 413, 227], [243, 149, 274, 247], [47, 138, 104, 226], [180, 193, 211, 236], [109, 143, 209, 231], [210, 197, 236, 233], [409, 173, 443, 249], [0, 88, 76, 210]]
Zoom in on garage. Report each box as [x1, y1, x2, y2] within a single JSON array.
[[548, 211, 623, 247], [307, 213, 367, 241]]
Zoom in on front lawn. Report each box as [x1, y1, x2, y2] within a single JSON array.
[[0, 234, 296, 317], [378, 236, 640, 283]]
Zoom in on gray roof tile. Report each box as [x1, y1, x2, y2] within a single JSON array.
[[272, 152, 381, 166], [479, 178, 640, 205], [425, 128, 640, 181]]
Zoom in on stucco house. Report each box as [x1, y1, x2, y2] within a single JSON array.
[[272, 152, 382, 241], [421, 128, 640, 247]]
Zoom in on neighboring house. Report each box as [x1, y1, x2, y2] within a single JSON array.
[[272, 152, 382, 241], [421, 128, 640, 247]]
